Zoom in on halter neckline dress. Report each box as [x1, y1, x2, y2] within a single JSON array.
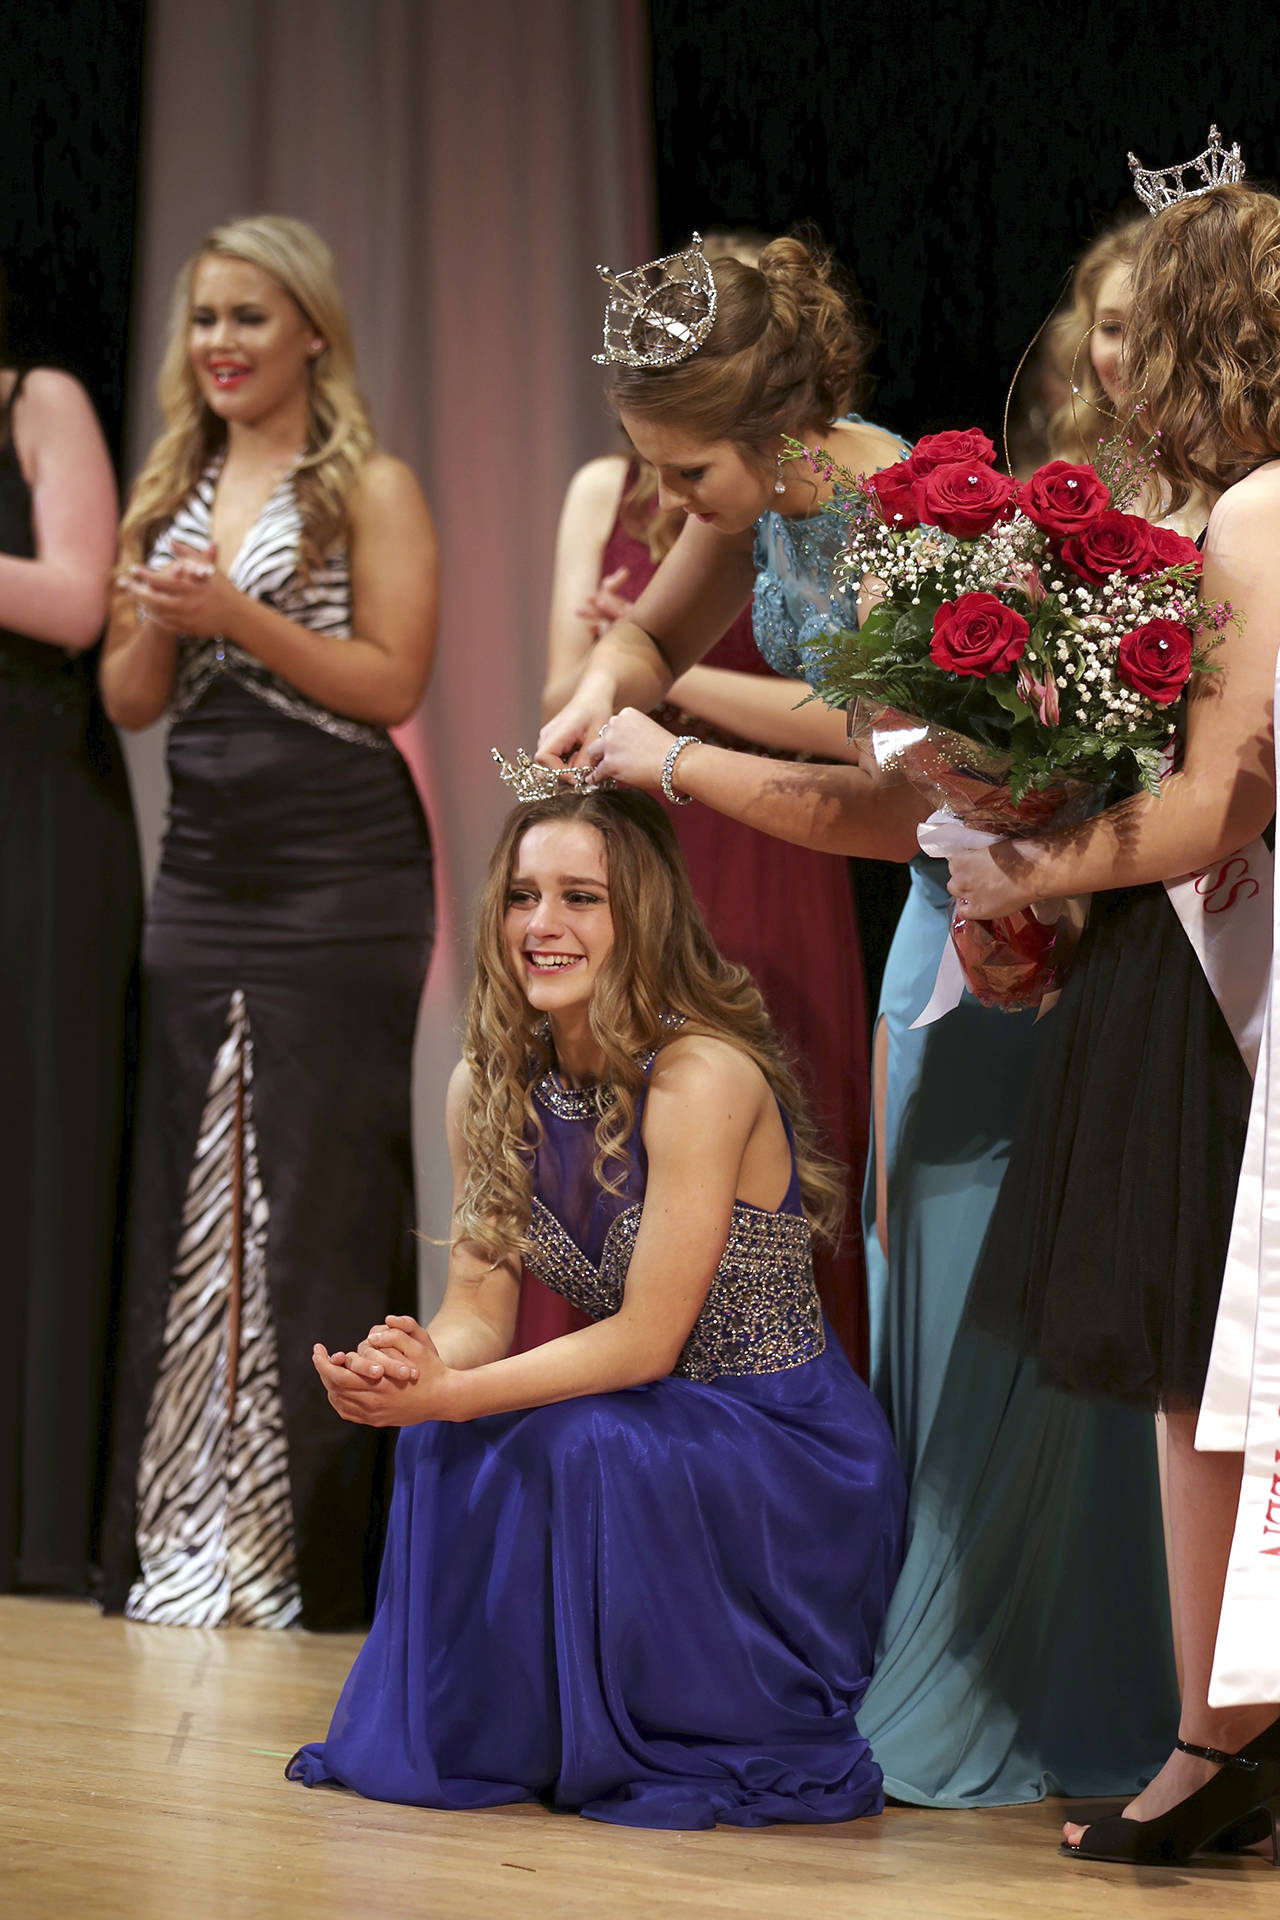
[[101, 456, 435, 1631]]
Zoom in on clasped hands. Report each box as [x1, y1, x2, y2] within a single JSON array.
[[312, 1313, 460, 1427], [118, 539, 240, 638]]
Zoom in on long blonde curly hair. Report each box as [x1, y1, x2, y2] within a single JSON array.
[[119, 213, 375, 572], [455, 787, 844, 1260], [1046, 214, 1146, 463], [1126, 183, 1280, 512]]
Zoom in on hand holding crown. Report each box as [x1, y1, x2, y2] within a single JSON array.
[[492, 746, 597, 803], [585, 707, 681, 796]]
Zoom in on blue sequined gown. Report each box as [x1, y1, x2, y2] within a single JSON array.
[[288, 1051, 905, 1829], [750, 433, 1179, 1806]]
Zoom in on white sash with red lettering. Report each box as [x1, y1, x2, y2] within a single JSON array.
[[1198, 827, 1280, 1703], [1163, 844, 1272, 1078]]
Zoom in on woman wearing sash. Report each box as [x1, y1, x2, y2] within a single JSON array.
[[948, 160, 1280, 1866]]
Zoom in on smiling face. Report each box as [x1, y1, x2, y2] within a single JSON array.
[[618, 410, 773, 534], [188, 253, 323, 427], [1089, 259, 1133, 409], [503, 820, 615, 1023]]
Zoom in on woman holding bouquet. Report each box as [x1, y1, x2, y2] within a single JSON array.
[[948, 172, 1280, 1866], [542, 233, 1177, 1806]]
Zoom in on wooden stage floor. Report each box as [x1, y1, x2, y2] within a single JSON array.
[[1, 1596, 1274, 1920]]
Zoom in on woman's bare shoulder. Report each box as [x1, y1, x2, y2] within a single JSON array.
[[1206, 459, 1280, 553], [560, 451, 630, 524], [830, 416, 909, 477], [9, 367, 104, 440], [350, 451, 428, 509], [646, 1030, 764, 1105]]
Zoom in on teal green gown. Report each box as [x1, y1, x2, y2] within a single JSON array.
[[856, 859, 1179, 1805], [753, 432, 1179, 1805]]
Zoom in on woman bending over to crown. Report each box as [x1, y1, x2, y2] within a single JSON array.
[[531, 228, 890, 1370], [288, 785, 905, 1829], [541, 231, 1180, 1810], [949, 172, 1280, 1867], [99, 215, 437, 1632]]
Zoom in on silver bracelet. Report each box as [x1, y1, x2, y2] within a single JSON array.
[[661, 734, 699, 806]]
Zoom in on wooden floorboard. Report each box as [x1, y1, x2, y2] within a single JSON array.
[[1, 1596, 1273, 1919]]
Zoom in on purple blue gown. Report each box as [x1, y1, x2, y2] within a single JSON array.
[[288, 1050, 905, 1829]]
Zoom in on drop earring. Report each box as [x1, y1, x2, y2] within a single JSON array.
[[774, 452, 787, 496]]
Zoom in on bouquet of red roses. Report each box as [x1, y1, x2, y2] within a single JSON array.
[[803, 427, 1229, 1010]]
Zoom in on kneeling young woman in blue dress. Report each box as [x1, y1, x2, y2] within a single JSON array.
[[289, 780, 904, 1830]]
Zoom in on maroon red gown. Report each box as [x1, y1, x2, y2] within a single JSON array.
[[515, 489, 870, 1369]]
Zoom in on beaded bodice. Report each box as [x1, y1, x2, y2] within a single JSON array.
[[525, 1056, 826, 1382], [151, 458, 388, 750], [751, 414, 912, 687]]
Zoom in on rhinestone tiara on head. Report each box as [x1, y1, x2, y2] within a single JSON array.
[[1128, 124, 1245, 216], [591, 233, 717, 368], [492, 747, 594, 804]]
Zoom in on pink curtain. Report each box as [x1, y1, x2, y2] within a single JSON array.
[[124, 0, 655, 1302]]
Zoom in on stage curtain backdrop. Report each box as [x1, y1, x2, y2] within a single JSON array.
[[650, 0, 1276, 439], [124, 0, 654, 1306]]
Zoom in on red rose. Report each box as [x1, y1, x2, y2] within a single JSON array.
[[920, 460, 1019, 537], [1019, 461, 1112, 539], [931, 593, 1029, 677], [1146, 524, 1203, 574], [1116, 619, 1193, 705], [1059, 510, 1158, 581], [867, 460, 923, 529], [909, 428, 998, 477]]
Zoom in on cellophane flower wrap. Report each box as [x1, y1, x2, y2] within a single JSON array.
[[800, 427, 1229, 1010]]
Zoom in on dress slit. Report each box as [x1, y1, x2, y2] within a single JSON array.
[[226, 1028, 245, 1431], [126, 989, 302, 1628]]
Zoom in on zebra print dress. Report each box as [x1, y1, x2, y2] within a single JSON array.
[[100, 460, 435, 1631]]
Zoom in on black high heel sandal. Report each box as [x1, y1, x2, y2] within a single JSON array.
[[1204, 1805, 1279, 1860], [1063, 1720, 1280, 1867]]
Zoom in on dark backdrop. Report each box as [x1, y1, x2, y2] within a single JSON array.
[[0, 1, 145, 462], [650, 0, 1278, 442]]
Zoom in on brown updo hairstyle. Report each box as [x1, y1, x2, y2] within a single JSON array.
[[1126, 183, 1280, 510], [604, 230, 873, 469]]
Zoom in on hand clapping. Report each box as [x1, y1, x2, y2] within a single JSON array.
[[119, 539, 235, 639]]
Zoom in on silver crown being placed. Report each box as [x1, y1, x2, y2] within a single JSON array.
[[492, 747, 594, 804], [1128, 124, 1245, 216], [592, 233, 717, 368]]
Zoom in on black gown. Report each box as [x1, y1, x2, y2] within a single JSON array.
[[971, 879, 1253, 1410], [100, 460, 435, 1631], [0, 367, 142, 1594]]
